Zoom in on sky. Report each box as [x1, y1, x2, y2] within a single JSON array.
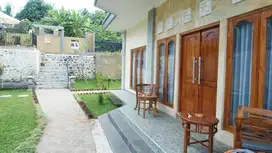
[[0, 0, 101, 16]]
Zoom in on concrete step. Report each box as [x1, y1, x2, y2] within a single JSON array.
[[36, 85, 67, 89], [108, 110, 155, 153], [36, 79, 68, 82], [36, 81, 68, 89], [38, 72, 68, 74], [118, 110, 165, 153], [38, 73, 67, 76], [36, 83, 68, 86], [98, 114, 132, 153]]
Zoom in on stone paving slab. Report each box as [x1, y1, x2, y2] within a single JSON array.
[[36, 89, 96, 153], [17, 94, 29, 97], [0, 95, 12, 98]]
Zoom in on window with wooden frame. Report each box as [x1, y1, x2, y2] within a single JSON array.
[[156, 36, 176, 107], [130, 46, 146, 90], [224, 7, 272, 132]]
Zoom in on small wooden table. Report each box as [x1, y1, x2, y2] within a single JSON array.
[[180, 113, 219, 153]]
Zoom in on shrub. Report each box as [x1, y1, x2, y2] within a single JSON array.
[[98, 94, 104, 105], [108, 93, 123, 107], [0, 63, 4, 75], [96, 72, 106, 90]]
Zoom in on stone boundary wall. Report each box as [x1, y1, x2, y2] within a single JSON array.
[[40, 53, 96, 80], [0, 48, 40, 82], [95, 53, 121, 79], [0, 47, 120, 85]]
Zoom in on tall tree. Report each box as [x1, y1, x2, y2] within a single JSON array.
[[4, 3, 12, 16], [40, 8, 121, 41], [41, 9, 91, 37], [15, 0, 52, 22]]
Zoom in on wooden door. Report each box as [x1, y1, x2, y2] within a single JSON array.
[[258, 9, 272, 109], [180, 26, 219, 117], [199, 27, 219, 117], [180, 32, 200, 113]]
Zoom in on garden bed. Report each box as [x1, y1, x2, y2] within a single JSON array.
[[75, 93, 123, 119], [0, 89, 45, 153]]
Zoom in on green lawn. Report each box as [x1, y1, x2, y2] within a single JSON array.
[[79, 94, 118, 118], [75, 79, 121, 90], [0, 90, 37, 153]]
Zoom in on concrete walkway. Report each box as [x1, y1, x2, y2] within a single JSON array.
[[36, 89, 96, 153]]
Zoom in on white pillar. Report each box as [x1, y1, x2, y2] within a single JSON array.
[[145, 8, 156, 83], [121, 31, 126, 90]]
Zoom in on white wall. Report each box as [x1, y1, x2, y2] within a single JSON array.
[[125, 18, 148, 91], [124, 17, 179, 117]]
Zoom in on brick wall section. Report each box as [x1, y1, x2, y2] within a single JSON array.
[[95, 53, 121, 79]]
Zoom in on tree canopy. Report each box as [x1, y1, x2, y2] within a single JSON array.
[[88, 10, 121, 42], [3, 3, 12, 16], [41, 9, 91, 37], [41, 9, 121, 42], [15, 0, 52, 22], [14, 0, 121, 42]]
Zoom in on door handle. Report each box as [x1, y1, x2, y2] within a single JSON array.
[[192, 57, 196, 84], [198, 57, 202, 85]]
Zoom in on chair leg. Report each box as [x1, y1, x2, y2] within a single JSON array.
[[208, 132, 214, 153], [138, 100, 140, 115], [183, 123, 189, 153], [154, 101, 157, 117], [148, 101, 151, 114], [143, 100, 146, 118]]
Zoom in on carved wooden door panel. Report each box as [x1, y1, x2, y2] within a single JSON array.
[[180, 32, 200, 113], [198, 27, 219, 117], [180, 26, 219, 118]]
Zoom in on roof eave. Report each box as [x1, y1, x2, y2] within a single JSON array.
[[94, 0, 117, 30], [102, 13, 116, 30]]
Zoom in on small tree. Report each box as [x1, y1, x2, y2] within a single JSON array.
[[0, 63, 4, 88], [96, 72, 106, 90], [96, 73, 106, 105], [98, 94, 104, 105], [0, 64, 3, 75]]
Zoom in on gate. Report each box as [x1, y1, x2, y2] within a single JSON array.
[[95, 41, 122, 52]]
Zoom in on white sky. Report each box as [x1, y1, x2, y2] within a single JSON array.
[[1, 0, 101, 16]]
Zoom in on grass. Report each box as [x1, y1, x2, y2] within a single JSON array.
[[79, 94, 118, 118], [0, 90, 37, 153], [13, 105, 46, 153], [75, 79, 121, 90]]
